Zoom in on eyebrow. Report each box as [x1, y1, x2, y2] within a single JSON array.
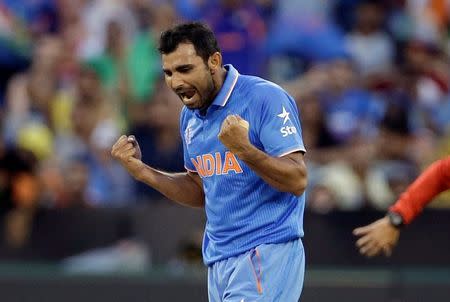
[[163, 64, 195, 74]]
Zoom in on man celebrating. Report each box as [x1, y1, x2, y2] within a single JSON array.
[[111, 22, 307, 301]]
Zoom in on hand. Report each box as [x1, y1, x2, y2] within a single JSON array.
[[353, 216, 400, 258], [218, 115, 251, 157], [111, 135, 144, 179]]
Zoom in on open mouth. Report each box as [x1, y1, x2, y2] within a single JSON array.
[[178, 89, 196, 104]]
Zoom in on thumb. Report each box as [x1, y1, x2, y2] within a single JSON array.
[[128, 135, 137, 144], [128, 135, 142, 156]]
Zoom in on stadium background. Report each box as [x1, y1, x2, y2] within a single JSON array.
[[0, 0, 449, 301]]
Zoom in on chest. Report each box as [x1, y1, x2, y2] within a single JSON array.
[[183, 105, 257, 178]]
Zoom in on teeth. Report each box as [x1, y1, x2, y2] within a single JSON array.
[[180, 91, 195, 103]]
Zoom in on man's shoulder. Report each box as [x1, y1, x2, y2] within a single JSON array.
[[237, 75, 288, 100]]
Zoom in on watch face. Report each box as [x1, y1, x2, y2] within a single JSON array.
[[389, 212, 403, 227]]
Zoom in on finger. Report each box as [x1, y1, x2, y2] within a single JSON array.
[[238, 119, 249, 130], [353, 225, 371, 236], [356, 234, 372, 248], [117, 142, 135, 153], [360, 241, 379, 257], [222, 116, 231, 127], [113, 135, 129, 149], [234, 114, 243, 121], [226, 115, 239, 125], [111, 135, 128, 156], [219, 119, 229, 133], [121, 148, 136, 159], [366, 246, 382, 258]]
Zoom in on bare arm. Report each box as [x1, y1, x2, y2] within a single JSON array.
[[219, 115, 307, 196], [111, 135, 204, 208], [239, 147, 307, 196], [136, 167, 204, 208]]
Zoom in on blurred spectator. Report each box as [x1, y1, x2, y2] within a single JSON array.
[[175, 0, 216, 20], [131, 79, 184, 201], [265, 0, 346, 80], [345, 1, 395, 76], [205, 0, 266, 75], [296, 59, 382, 212], [3, 35, 63, 146], [75, 0, 137, 60], [58, 65, 133, 207], [0, 146, 38, 250]]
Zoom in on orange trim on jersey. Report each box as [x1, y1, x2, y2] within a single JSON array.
[[255, 248, 263, 294], [248, 249, 263, 294]]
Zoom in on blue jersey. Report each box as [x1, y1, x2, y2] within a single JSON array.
[[180, 65, 306, 265]]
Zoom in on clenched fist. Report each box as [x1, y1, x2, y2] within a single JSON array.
[[111, 135, 144, 179], [218, 115, 251, 157]]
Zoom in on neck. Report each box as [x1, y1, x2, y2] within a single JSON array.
[[214, 66, 227, 94], [200, 66, 227, 115]]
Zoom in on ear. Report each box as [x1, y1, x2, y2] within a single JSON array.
[[208, 52, 222, 74]]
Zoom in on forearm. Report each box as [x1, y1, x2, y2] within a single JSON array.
[[390, 157, 450, 224], [136, 164, 204, 208], [237, 145, 307, 196]]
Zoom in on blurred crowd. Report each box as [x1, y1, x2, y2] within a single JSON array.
[[0, 0, 449, 223]]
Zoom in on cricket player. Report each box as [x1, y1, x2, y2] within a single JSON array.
[[111, 22, 308, 301]]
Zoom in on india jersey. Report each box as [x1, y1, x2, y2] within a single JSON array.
[[180, 65, 306, 265]]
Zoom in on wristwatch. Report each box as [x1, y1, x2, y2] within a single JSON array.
[[387, 211, 404, 229]]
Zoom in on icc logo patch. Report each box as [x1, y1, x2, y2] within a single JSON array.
[[185, 127, 192, 145], [184, 118, 197, 145]]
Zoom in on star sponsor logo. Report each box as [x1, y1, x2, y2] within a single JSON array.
[[278, 106, 297, 137], [277, 106, 291, 125]]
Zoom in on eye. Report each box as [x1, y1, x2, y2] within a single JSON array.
[[178, 66, 193, 73], [163, 69, 172, 77]]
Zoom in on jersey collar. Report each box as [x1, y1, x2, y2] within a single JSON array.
[[211, 64, 239, 107]]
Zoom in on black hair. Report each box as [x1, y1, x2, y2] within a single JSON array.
[[158, 22, 220, 63]]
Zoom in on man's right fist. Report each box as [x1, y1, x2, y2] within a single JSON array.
[[111, 135, 144, 179]]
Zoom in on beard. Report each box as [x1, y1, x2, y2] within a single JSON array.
[[197, 77, 217, 112], [183, 74, 217, 112]]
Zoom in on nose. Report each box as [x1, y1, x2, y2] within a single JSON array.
[[169, 73, 184, 90]]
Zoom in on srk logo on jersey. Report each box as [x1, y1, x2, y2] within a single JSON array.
[[278, 106, 297, 137], [191, 152, 243, 177]]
